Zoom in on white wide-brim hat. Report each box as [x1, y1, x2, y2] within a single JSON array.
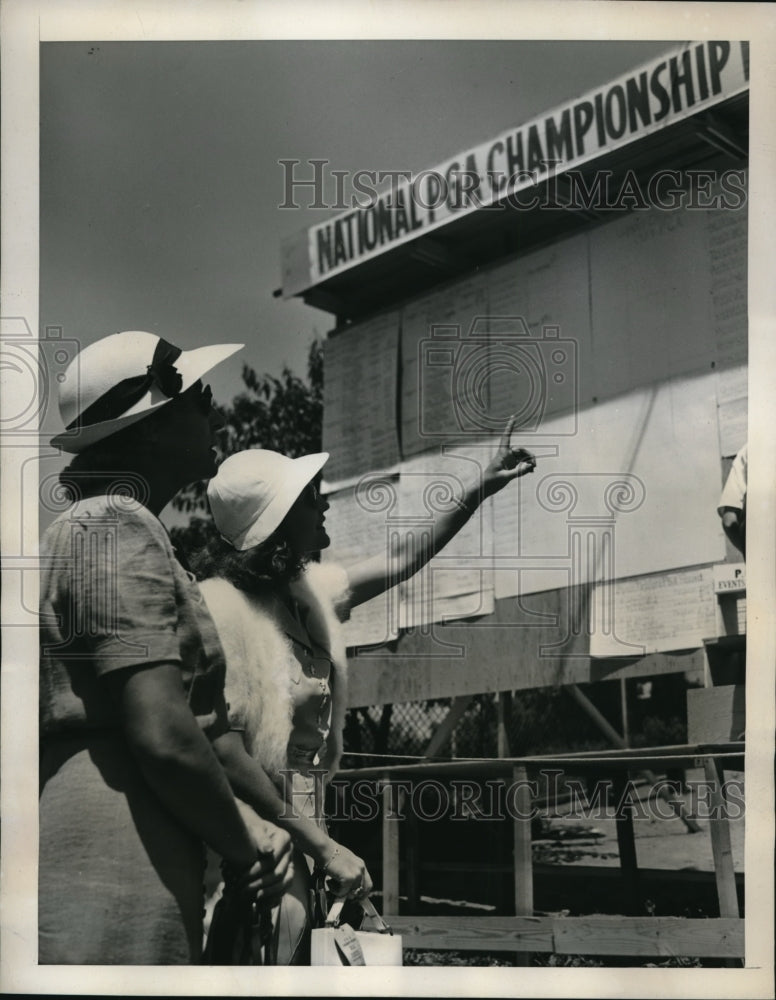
[[51, 330, 243, 453], [208, 448, 329, 551]]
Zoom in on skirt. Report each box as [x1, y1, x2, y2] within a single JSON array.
[[272, 753, 329, 965], [39, 734, 205, 965]]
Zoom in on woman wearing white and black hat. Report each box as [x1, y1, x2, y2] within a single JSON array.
[[39, 331, 294, 965], [195, 419, 536, 964]]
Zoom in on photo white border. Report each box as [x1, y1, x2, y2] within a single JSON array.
[[2, 2, 774, 996]]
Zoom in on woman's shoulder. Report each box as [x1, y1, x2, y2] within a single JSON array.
[[296, 561, 352, 621], [299, 561, 349, 598], [199, 576, 275, 619], [42, 495, 168, 549]]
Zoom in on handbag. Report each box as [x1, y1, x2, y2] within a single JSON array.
[[202, 880, 276, 965], [310, 891, 402, 966]]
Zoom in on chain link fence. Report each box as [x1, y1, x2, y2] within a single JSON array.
[[341, 696, 497, 768], [340, 677, 692, 770]]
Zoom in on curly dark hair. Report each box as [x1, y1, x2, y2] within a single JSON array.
[[191, 530, 307, 592]]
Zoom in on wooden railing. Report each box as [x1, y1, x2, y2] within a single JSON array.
[[334, 743, 745, 962]]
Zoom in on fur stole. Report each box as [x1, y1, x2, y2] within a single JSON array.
[[199, 562, 350, 785]]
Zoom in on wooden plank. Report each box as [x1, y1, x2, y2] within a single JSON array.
[[687, 685, 746, 743], [381, 778, 401, 915], [553, 916, 744, 958], [346, 589, 707, 706], [703, 756, 740, 918], [512, 763, 533, 967], [512, 765, 534, 916], [387, 916, 744, 959], [386, 916, 555, 953]]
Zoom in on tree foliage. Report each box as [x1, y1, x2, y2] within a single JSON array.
[[170, 338, 323, 557]]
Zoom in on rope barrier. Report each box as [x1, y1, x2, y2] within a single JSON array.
[[341, 747, 744, 766]]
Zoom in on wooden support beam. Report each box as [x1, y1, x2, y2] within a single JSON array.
[[619, 678, 630, 748], [553, 173, 604, 222], [407, 237, 471, 274], [381, 777, 401, 915], [346, 632, 708, 708], [423, 695, 473, 759], [512, 763, 534, 967], [497, 691, 512, 757], [694, 111, 748, 160], [611, 772, 641, 916], [300, 286, 344, 317], [512, 764, 534, 917], [703, 756, 741, 919], [405, 804, 421, 913], [568, 682, 624, 746], [567, 684, 702, 832]]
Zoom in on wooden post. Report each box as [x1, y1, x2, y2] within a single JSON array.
[[405, 794, 421, 912], [703, 756, 740, 918], [497, 692, 512, 757], [512, 764, 534, 966], [619, 678, 630, 748], [611, 772, 641, 916], [567, 684, 701, 833], [382, 777, 401, 916]]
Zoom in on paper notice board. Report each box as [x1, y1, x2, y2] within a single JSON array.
[[395, 446, 495, 629], [322, 312, 400, 486], [491, 370, 726, 599], [589, 564, 719, 657], [400, 274, 488, 458], [321, 483, 400, 649]]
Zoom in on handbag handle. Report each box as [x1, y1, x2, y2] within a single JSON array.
[[325, 895, 393, 934]]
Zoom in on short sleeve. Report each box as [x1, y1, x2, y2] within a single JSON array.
[[67, 504, 182, 675], [203, 685, 232, 740], [198, 577, 249, 731], [718, 445, 748, 515]]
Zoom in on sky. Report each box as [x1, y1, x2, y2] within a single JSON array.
[[39, 39, 675, 414]]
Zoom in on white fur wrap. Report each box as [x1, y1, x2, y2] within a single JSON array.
[[199, 562, 350, 784]]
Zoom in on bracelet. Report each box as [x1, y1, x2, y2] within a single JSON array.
[[321, 846, 341, 874]]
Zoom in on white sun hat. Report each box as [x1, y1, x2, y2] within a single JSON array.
[[51, 330, 243, 453], [208, 448, 329, 551]]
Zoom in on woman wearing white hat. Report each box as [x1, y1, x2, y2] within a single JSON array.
[[196, 418, 536, 963], [39, 331, 293, 965]]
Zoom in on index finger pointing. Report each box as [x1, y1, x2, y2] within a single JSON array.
[[499, 414, 517, 450]]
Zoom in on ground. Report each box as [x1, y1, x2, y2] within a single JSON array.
[[404, 767, 745, 967], [533, 766, 744, 873]]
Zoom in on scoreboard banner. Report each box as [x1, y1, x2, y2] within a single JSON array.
[[282, 40, 748, 296]]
